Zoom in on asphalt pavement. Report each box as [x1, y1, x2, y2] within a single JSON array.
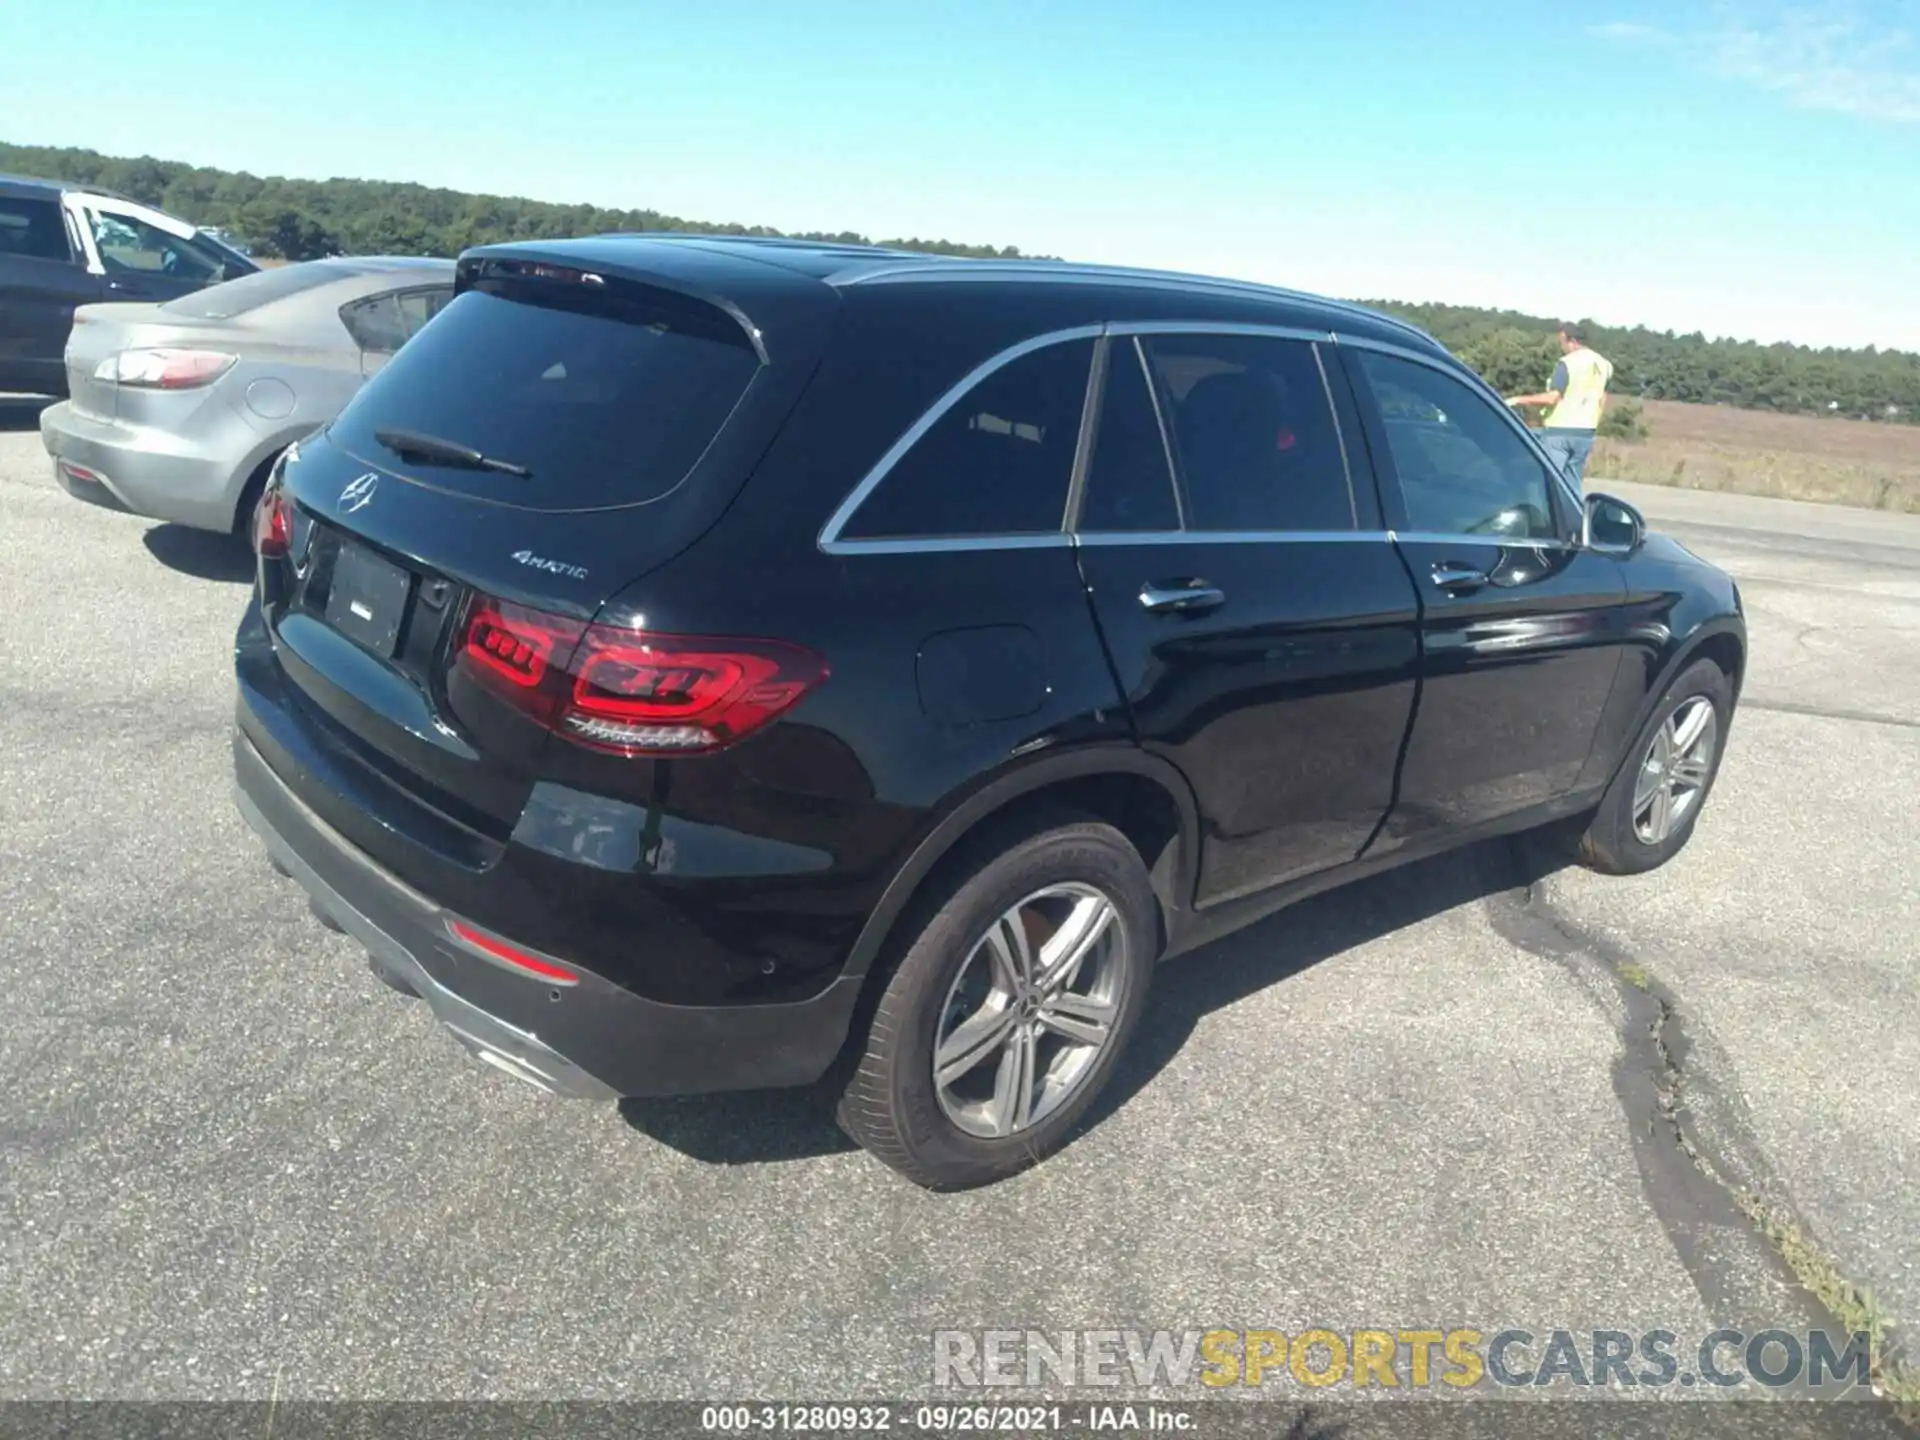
[[0, 403, 1913, 1423]]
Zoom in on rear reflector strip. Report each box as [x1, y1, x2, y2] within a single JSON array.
[[58, 460, 106, 487], [445, 918, 580, 986]]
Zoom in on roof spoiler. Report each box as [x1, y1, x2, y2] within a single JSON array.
[[455, 249, 769, 364]]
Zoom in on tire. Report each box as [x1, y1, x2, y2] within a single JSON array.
[[1576, 658, 1734, 876], [835, 817, 1159, 1190]]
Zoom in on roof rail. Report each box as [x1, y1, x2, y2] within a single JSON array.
[[837, 258, 1443, 347], [0, 172, 134, 205], [584, 231, 915, 256]]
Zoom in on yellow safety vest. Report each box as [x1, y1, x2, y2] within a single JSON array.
[[1544, 347, 1614, 430]]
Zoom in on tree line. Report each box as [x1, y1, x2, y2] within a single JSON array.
[[7, 142, 1914, 426], [1368, 302, 1918, 428], [0, 142, 1030, 263]]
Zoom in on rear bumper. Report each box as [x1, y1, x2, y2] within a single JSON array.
[[232, 727, 866, 1099], [41, 400, 249, 532]]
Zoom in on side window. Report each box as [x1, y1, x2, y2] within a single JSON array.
[[87, 209, 223, 281], [1142, 334, 1355, 533], [1352, 350, 1559, 540], [340, 294, 409, 354], [1079, 337, 1182, 532], [395, 286, 451, 340], [842, 337, 1094, 540], [0, 197, 73, 263]]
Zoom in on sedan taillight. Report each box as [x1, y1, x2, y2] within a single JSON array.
[[454, 596, 827, 756], [95, 348, 238, 389]]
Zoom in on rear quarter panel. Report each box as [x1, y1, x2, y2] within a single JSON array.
[[555, 524, 1134, 1000]]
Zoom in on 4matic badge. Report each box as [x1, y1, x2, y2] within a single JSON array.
[[512, 549, 589, 581]]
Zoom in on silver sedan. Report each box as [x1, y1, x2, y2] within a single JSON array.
[[40, 256, 454, 533]]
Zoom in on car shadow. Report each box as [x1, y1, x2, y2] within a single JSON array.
[[619, 833, 1570, 1173], [142, 524, 256, 583], [0, 395, 52, 432], [621, 1081, 862, 1166], [1079, 834, 1561, 1138]]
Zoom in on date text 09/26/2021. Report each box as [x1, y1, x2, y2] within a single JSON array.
[[701, 1405, 1191, 1433]]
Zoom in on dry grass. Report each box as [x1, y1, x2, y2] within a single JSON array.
[[1735, 1193, 1920, 1423], [1591, 399, 1920, 512]]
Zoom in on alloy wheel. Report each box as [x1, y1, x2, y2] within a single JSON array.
[[932, 883, 1127, 1139], [1633, 696, 1719, 845]]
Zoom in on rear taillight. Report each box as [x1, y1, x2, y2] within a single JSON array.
[[95, 348, 238, 390], [454, 597, 827, 755], [459, 600, 583, 724], [252, 478, 292, 558], [252, 445, 299, 557]]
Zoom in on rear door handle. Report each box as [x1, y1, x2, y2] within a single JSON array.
[[1429, 562, 1489, 593], [1139, 580, 1226, 615]]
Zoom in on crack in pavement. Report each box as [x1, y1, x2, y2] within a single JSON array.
[[1739, 698, 1920, 731], [1657, 520, 1920, 575], [1482, 842, 1912, 1427]]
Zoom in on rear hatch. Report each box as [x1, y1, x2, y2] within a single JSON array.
[[257, 241, 839, 842]]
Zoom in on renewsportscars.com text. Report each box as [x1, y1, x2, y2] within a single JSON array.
[[932, 1328, 1874, 1393]]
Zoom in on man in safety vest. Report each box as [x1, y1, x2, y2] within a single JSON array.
[[1507, 323, 1613, 490]]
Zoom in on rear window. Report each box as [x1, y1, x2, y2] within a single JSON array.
[[329, 279, 762, 510], [0, 197, 72, 262], [840, 337, 1094, 540], [339, 286, 451, 353], [161, 261, 373, 319]]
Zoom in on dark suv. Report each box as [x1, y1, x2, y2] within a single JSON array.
[[0, 174, 257, 396], [233, 236, 1745, 1188]]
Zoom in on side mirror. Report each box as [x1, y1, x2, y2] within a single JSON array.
[[1583, 492, 1644, 554]]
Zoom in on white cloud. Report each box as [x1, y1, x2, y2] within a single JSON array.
[[1593, 2, 1920, 124], [1710, 5, 1920, 122], [1585, 20, 1669, 43]]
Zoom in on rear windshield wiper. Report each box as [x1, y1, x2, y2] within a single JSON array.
[[374, 427, 532, 478]]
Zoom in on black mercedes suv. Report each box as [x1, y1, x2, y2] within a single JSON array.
[[233, 236, 1746, 1188]]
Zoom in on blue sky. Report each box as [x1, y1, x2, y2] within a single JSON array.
[[3, 0, 1917, 348]]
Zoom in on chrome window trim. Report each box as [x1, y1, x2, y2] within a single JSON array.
[[1077, 529, 1392, 547], [1074, 529, 1570, 550], [1389, 530, 1574, 551], [1109, 319, 1337, 342], [818, 320, 1557, 558], [819, 533, 1077, 557], [817, 324, 1103, 554], [1330, 331, 1588, 528]]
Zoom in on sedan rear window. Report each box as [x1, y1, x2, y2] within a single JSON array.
[[162, 261, 377, 319], [328, 280, 762, 511]]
